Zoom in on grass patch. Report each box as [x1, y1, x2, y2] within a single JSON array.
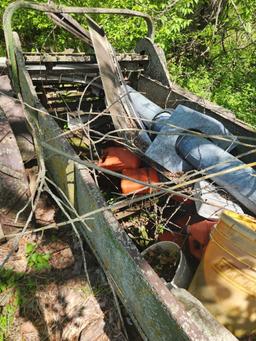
[[25, 243, 51, 271], [0, 268, 38, 340], [0, 300, 18, 341]]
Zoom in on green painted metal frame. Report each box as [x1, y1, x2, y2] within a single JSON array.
[[3, 2, 239, 340]]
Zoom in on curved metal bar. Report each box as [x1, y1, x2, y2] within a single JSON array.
[[4, 1, 154, 39], [3, 0, 154, 93]]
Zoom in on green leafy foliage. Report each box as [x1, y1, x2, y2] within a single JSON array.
[[0, 300, 17, 341], [0, 269, 37, 340], [25, 243, 51, 271], [0, 0, 255, 126]]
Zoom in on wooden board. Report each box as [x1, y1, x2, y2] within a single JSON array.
[[0, 107, 30, 233], [0, 75, 34, 163]]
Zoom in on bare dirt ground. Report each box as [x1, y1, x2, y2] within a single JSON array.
[[0, 226, 127, 341]]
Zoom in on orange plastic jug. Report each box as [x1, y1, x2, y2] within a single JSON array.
[[98, 147, 141, 171], [121, 168, 159, 195], [189, 210, 256, 337], [188, 220, 216, 260]]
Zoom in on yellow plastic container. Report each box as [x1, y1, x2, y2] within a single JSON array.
[[188, 210, 256, 338]]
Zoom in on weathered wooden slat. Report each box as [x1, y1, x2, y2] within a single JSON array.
[[27, 65, 145, 76], [0, 106, 30, 232], [26, 64, 99, 74], [44, 93, 91, 102], [47, 99, 105, 114], [0, 75, 35, 162], [24, 52, 148, 64], [31, 74, 99, 84]]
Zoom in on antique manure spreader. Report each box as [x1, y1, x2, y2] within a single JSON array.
[[3, 1, 256, 340]]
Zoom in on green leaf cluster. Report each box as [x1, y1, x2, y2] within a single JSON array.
[[25, 243, 51, 271], [0, 269, 37, 340], [0, 301, 17, 341]]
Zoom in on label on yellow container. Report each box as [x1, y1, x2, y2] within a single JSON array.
[[213, 257, 256, 296]]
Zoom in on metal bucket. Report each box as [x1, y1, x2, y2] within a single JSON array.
[[142, 241, 192, 289]]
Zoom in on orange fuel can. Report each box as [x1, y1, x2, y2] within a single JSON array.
[[98, 147, 141, 172], [121, 168, 159, 195]]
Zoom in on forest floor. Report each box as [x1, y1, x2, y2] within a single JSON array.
[[0, 225, 127, 341]]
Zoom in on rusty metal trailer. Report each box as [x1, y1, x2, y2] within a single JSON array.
[[3, 2, 255, 340]]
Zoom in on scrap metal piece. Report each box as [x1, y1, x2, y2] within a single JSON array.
[[3, 1, 154, 94], [135, 37, 171, 87], [48, 12, 93, 47], [87, 17, 151, 151]]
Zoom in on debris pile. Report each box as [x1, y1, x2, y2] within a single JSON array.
[[86, 16, 256, 338], [2, 2, 255, 340]]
